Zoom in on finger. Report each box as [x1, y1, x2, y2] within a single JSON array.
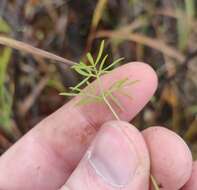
[[181, 161, 197, 190], [142, 127, 193, 190], [60, 121, 150, 190], [0, 62, 157, 190]]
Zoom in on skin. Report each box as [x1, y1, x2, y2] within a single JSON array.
[[0, 62, 195, 190]]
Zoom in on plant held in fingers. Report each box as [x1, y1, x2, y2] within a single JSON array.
[[60, 40, 138, 119], [60, 40, 160, 190]]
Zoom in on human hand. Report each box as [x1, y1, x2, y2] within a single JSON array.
[[0, 62, 195, 190]]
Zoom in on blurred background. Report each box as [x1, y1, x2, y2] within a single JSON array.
[[0, 0, 196, 157]]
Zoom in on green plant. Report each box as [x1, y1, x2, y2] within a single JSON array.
[[60, 40, 160, 190], [60, 40, 138, 120]]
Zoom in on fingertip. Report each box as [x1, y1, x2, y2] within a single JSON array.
[[64, 121, 150, 190], [100, 62, 158, 121], [181, 161, 197, 190], [142, 127, 193, 190], [118, 62, 158, 120], [116, 62, 158, 92], [92, 120, 150, 189]]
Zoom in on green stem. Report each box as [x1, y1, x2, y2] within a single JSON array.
[[96, 74, 120, 120], [93, 64, 120, 120], [103, 95, 120, 120]]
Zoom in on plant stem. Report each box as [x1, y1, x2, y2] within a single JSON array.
[[92, 62, 120, 120], [151, 175, 160, 190], [103, 95, 120, 120], [96, 74, 120, 120]]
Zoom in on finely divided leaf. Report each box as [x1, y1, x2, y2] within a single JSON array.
[[107, 93, 124, 110], [95, 40, 105, 65], [60, 40, 140, 118], [86, 53, 95, 66], [59, 92, 78, 97], [71, 77, 90, 91], [103, 57, 124, 71], [76, 97, 101, 106], [74, 67, 91, 77], [99, 54, 108, 73]]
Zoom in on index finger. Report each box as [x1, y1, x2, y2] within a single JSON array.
[[0, 62, 157, 190]]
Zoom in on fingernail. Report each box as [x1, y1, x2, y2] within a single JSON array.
[[88, 124, 139, 187]]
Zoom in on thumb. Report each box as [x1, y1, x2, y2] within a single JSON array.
[[60, 121, 150, 190]]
